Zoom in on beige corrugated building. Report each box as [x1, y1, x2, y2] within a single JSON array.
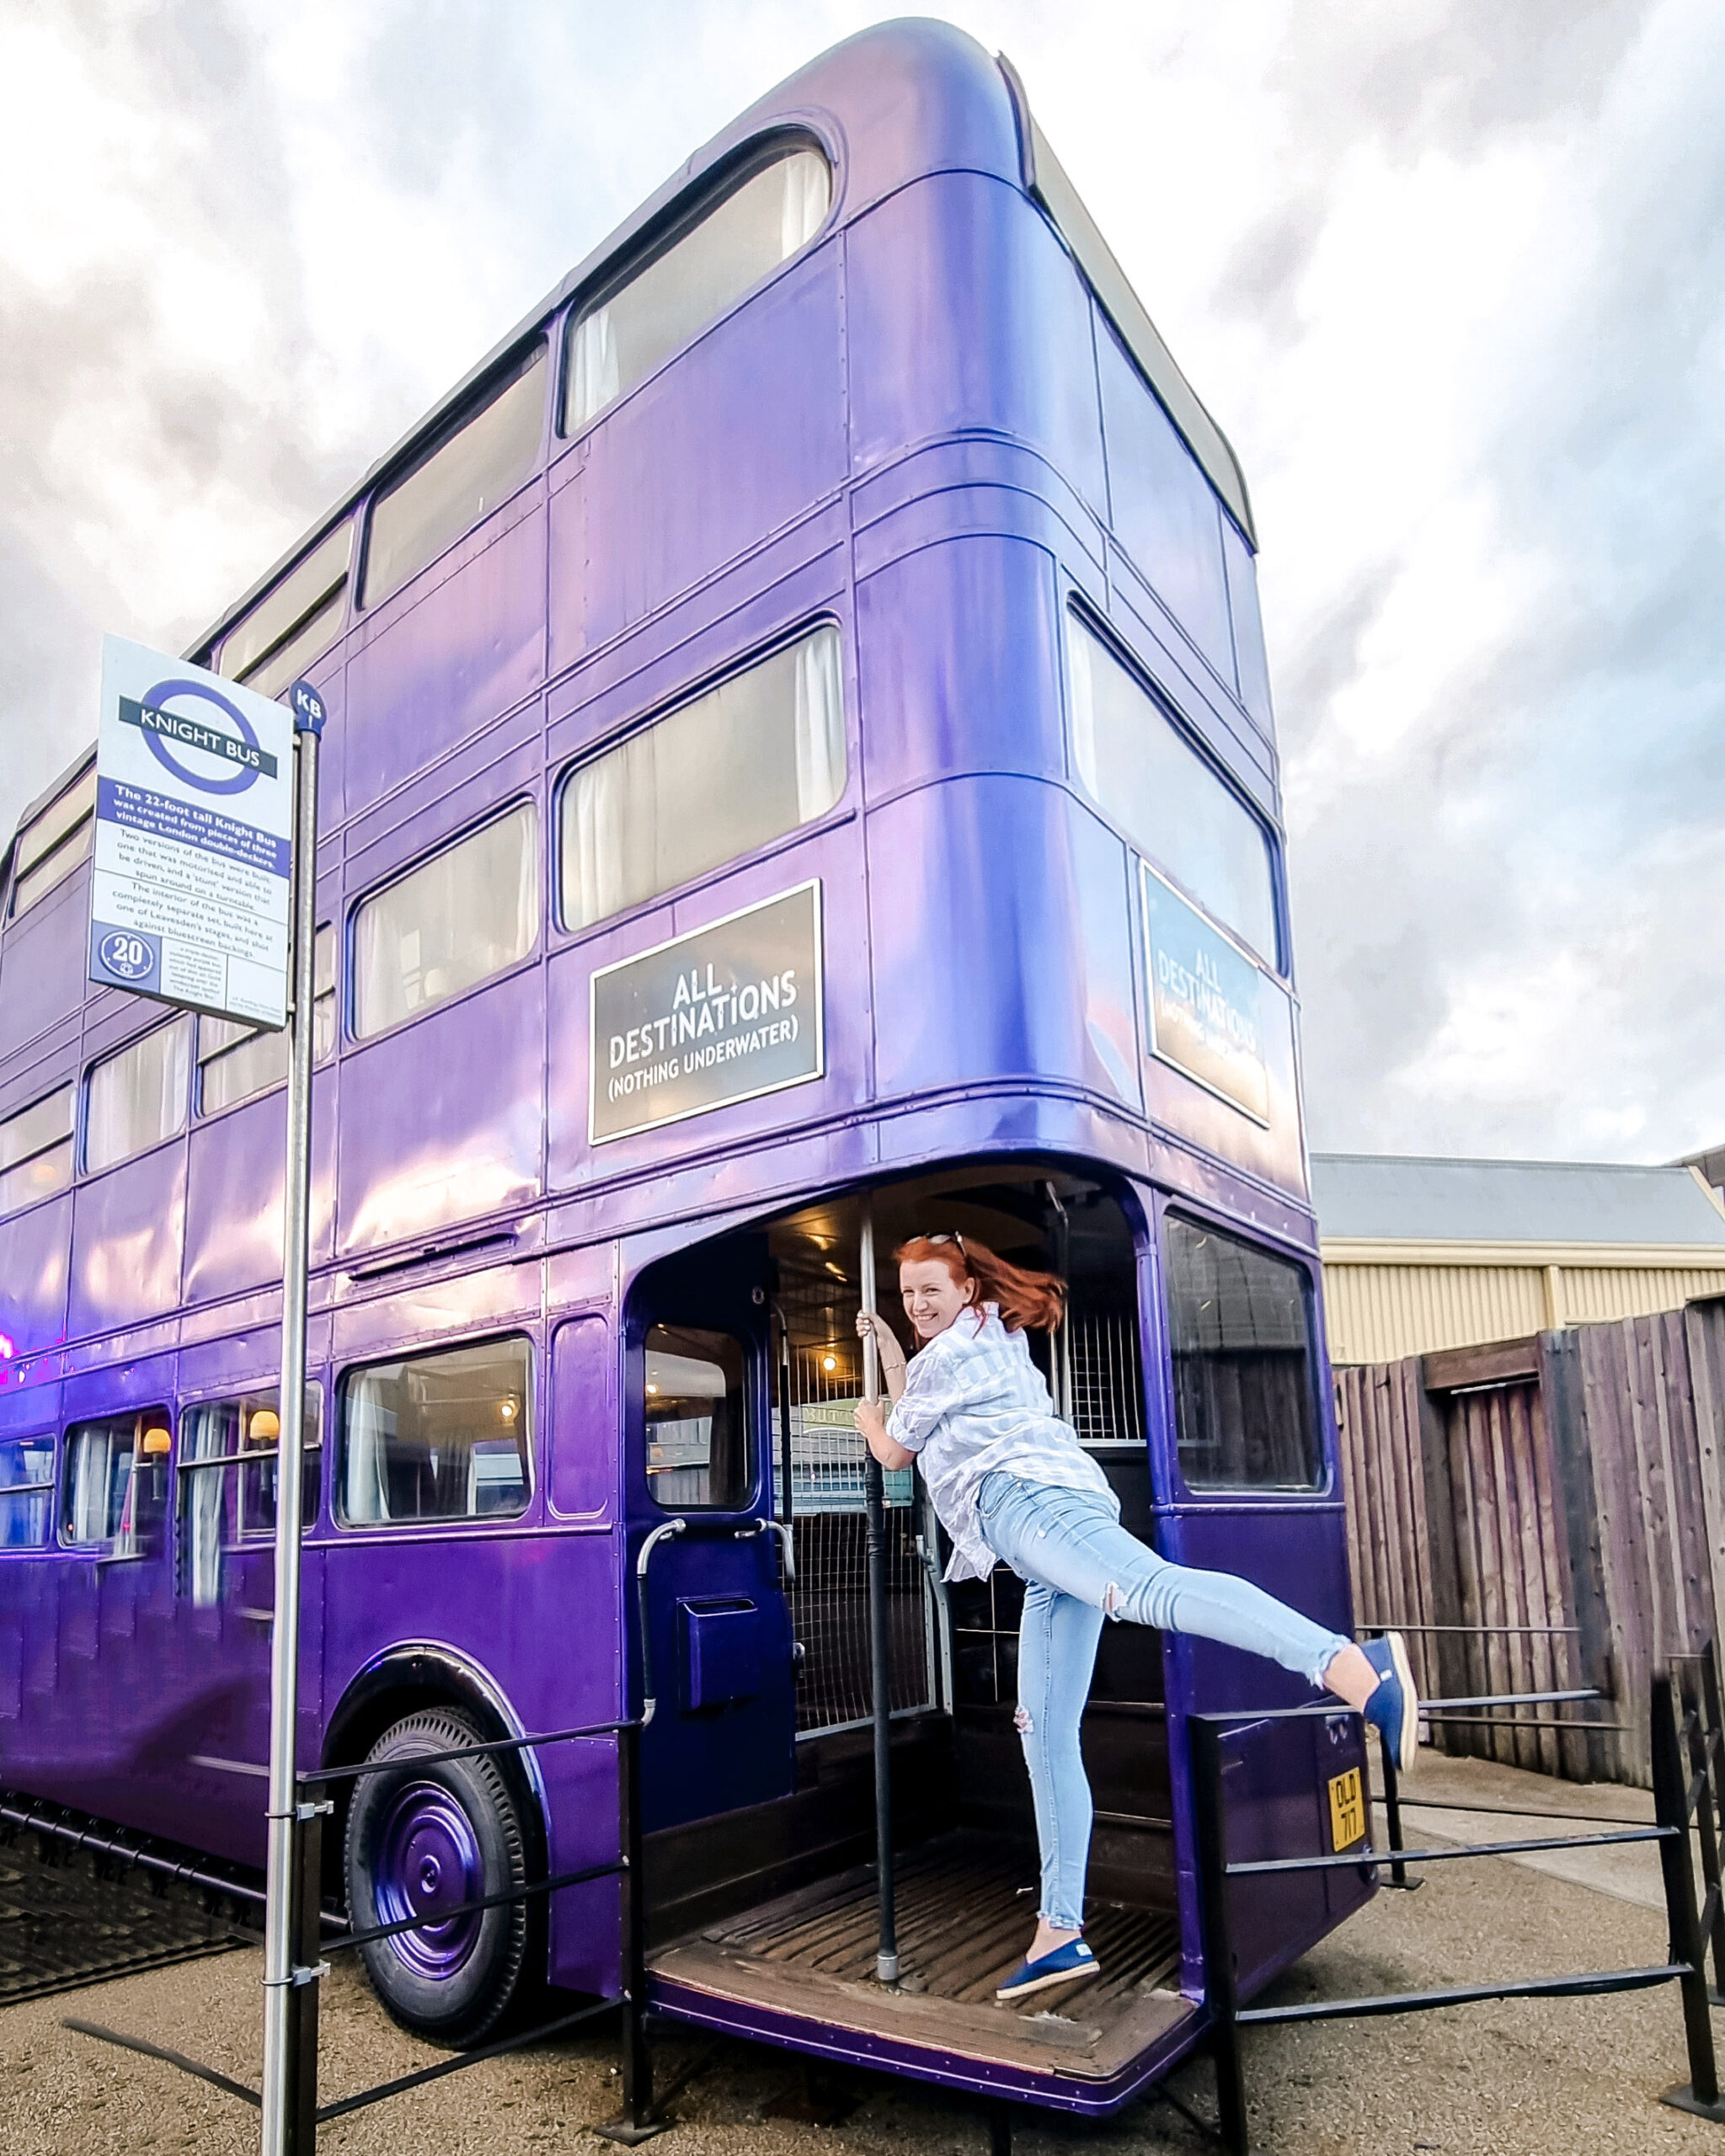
[[1313, 1152, 1725, 1367]]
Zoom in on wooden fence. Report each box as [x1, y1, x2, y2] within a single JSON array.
[[1335, 1297, 1725, 1786]]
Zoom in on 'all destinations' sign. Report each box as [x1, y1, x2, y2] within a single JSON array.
[[590, 881, 824, 1143], [1141, 862, 1272, 1124]]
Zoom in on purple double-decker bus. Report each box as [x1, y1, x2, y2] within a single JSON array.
[[0, 19, 1370, 2119]]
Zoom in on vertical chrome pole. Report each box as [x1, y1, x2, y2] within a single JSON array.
[[860, 1205, 898, 1983], [261, 691, 323, 2156]]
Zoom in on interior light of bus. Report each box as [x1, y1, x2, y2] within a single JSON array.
[[249, 1409, 280, 1444], [499, 1399, 518, 1422], [142, 1428, 171, 1457], [822, 1355, 837, 1373], [646, 1382, 659, 1395]]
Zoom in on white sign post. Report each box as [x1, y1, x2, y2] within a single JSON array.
[[90, 638, 295, 1026], [89, 640, 328, 2155]]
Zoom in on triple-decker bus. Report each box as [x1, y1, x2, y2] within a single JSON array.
[[0, 20, 1368, 2118]]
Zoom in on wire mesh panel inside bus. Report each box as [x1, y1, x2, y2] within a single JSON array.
[[772, 1258, 939, 1735], [768, 1177, 1146, 1737]]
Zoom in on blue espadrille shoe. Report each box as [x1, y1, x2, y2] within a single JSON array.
[[1362, 1630, 1419, 1774], [996, 1938, 1100, 2003]]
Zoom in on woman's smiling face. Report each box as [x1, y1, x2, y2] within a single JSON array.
[[900, 1257, 975, 1342]]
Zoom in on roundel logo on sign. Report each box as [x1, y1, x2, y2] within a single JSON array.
[[98, 931, 155, 981], [140, 678, 268, 798]]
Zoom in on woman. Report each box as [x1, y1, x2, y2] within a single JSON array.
[[854, 1231, 1415, 2004]]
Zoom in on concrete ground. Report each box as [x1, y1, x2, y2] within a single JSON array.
[[0, 1750, 1717, 2155]]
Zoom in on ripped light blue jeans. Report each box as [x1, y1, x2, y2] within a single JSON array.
[[976, 1470, 1352, 1934]]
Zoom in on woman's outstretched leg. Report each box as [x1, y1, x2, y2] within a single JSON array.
[[979, 1475, 1417, 1765]]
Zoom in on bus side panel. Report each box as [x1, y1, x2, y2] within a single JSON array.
[[183, 1065, 338, 1303], [555, 246, 846, 668], [67, 1150, 187, 1339], [867, 771, 1140, 1115], [0, 1192, 72, 1357], [845, 170, 1108, 519], [1163, 1504, 1371, 1996], [0, 877, 88, 1063]]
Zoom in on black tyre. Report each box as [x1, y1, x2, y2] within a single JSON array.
[[343, 1706, 533, 2046]]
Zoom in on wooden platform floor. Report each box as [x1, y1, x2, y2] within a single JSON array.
[[649, 1835, 1192, 2084]]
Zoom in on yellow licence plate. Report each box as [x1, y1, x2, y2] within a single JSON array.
[[1328, 1766, 1366, 1851]]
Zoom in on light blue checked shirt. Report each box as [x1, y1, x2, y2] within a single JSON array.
[[886, 1304, 1116, 1582]]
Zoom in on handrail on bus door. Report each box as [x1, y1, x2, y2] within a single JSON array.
[[633, 1517, 798, 1726]]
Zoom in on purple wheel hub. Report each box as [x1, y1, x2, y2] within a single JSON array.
[[372, 1776, 487, 1980]]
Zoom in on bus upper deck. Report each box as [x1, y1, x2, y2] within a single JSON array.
[[0, 19, 1360, 2121]]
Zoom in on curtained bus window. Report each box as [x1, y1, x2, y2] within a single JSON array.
[[363, 345, 546, 607], [0, 1437, 55, 1549], [61, 1408, 172, 1550], [560, 627, 841, 930], [85, 1020, 191, 1174], [1067, 611, 1279, 969], [199, 926, 335, 1114], [179, 1388, 323, 1607], [339, 1337, 531, 1526], [644, 1326, 749, 1511], [353, 805, 537, 1039], [1165, 1215, 1321, 1491], [0, 1084, 73, 1218], [564, 146, 830, 432], [9, 766, 95, 920]]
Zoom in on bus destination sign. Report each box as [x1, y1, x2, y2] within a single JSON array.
[[590, 880, 824, 1144], [89, 637, 295, 1028], [1141, 863, 1271, 1125]]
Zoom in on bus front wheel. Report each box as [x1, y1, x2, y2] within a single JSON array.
[[343, 1705, 534, 2046]]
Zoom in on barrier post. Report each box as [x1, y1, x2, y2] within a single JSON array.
[[282, 1802, 323, 2156], [601, 1721, 666, 2145], [1376, 1729, 1419, 1892], [1693, 1643, 1725, 2006], [1653, 1670, 1725, 2122], [1191, 1718, 1249, 2156]]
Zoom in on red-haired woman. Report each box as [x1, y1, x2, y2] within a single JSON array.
[[854, 1232, 1414, 2004]]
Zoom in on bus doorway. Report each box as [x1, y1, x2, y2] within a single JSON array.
[[628, 1234, 798, 1835], [641, 1165, 1192, 2095]]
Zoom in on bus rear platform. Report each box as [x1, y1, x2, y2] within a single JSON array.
[[646, 1833, 1194, 2110]]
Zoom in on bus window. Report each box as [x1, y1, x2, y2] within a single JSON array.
[[0, 1085, 73, 1218], [198, 926, 335, 1114], [339, 1337, 531, 1526], [1164, 1215, 1322, 1492], [84, 1019, 191, 1175], [362, 344, 547, 608], [352, 804, 537, 1040], [1066, 611, 1278, 969], [564, 144, 830, 434], [560, 625, 842, 930], [61, 1409, 171, 1550], [179, 1387, 323, 1607], [216, 519, 353, 696], [644, 1325, 749, 1511], [9, 766, 95, 921], [0, 1437, 54, 1549]]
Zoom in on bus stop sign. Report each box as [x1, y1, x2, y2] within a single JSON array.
[[88, 637, 295, 1028]]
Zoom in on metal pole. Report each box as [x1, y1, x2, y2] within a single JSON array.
[[1191, 1717, 1248, 2156], [860, 1206, 898, 1984], [1652, 1670, 1721, 2111], [260, 695, 323, 2156], [1378, 1728, 1420, 1891]]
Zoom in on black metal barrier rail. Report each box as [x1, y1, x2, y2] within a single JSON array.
[[67, 1714, 665, 2153], [1194, 1646, 1725, 2155]]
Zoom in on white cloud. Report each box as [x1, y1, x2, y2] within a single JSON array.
[[1, 0, 1718, 1165]]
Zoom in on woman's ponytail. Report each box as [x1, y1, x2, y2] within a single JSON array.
[[894, 1235, 1066, 1334]]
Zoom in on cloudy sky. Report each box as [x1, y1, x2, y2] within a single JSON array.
[[2, 0, 1719, 1164]]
